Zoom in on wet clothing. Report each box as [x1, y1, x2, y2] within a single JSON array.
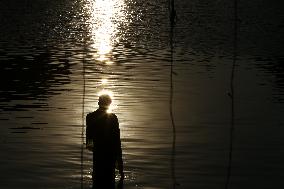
[[86, 108, 123, 189]]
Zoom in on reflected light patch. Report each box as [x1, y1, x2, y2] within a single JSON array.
[[105, 61, 114, 65], [96, 55, 108, 62], [101, 78, 108, 85], [86, 0, 126, 63]]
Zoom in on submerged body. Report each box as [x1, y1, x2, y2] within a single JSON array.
[[86, 107, 123, 189]]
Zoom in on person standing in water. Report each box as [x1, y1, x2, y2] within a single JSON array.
[[86, 94, 124, 189]]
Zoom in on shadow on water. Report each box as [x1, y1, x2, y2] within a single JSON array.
[[0, 0, 84, 113], [0, 48, 72, 111], [253, 56, 284, 103]]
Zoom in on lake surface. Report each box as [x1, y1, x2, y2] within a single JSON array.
[[0, 0, 283, 189]]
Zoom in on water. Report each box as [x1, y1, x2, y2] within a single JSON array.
[[0, 0, 283, 189]]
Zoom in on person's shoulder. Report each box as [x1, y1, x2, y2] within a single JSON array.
[[109, 113, 118, 120], [86, 111, 96, 118], [86, 112, 93, 116], [109, 113, 117, 118]]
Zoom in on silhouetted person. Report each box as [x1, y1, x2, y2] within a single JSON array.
[[86, 94, 124, 189]]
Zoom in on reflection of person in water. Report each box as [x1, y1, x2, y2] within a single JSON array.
[[86, 94, 124, 189]]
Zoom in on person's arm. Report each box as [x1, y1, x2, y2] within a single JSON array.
[[117, 129, 124, 179], [114, 114, 124, 179], [86, 114, 93, 151]]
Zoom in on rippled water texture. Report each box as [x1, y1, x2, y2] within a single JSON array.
[[0, 0, 283, 188]]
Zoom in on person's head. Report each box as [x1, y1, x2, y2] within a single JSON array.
[[98, 94, 112, 108]]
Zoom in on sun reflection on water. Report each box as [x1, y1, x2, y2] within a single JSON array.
[[100, 78, 108, 85], [86, 0, 126, 63], [84, 0, 127, 114]]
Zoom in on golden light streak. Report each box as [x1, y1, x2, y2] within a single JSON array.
[[101, 78, 108, 85], [86, 0, 126, 63]]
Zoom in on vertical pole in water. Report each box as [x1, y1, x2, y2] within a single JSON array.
[[226, 0, 238, 188], [81, 25, 87, 189], [169, 0, 177, 188]]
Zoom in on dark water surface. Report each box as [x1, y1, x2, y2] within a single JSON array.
[[0, 0, 283, 189]]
